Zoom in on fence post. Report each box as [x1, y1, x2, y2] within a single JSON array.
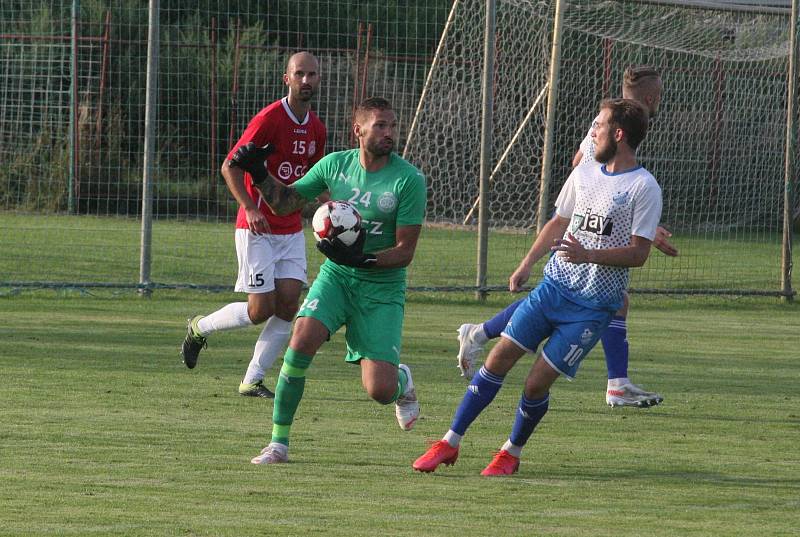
[[537, 0, 565, 234], [227, 19, 241, 152], [210, 17, 218, 206], [139, 0, 159, 296], [68, 0, 80, 214], [782, 0, 798, 302], [476, 0, 496, 301]]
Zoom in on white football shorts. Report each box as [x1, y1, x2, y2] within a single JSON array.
[[234, 229, 307, 294]]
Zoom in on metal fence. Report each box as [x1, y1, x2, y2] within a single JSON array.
[[0, 0, 796, 297]]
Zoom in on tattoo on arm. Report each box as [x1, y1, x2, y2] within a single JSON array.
[[253, 174, 308, 215]]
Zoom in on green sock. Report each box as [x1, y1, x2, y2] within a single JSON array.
[[389, 365, 409, 403], [271, 348, 314, 446]]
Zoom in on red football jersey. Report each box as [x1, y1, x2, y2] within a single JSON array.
[[227, 97, 327, 234]]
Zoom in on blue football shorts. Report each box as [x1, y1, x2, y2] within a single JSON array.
[[502, 279, 614, 380]]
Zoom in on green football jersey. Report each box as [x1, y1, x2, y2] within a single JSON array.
[[293, 149, 427, 283]]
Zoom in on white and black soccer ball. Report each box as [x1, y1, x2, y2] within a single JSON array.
[[312, 201, 362, 247]]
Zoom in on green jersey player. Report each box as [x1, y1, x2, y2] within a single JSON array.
[[231, 97, 427, 464]]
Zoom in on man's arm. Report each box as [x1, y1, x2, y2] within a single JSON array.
[[552, 233, 653, 267], [248, 170, 309, 216], [220, 160, 269, 234], [316, 224, 421, 269], [509, 214, 571, 292], [653, 225, 679, 257], [225, 143, 309, 216], [372, 224, 422, 268]]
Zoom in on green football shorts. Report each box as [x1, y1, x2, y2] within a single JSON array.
[[297, 266, 405, 365]]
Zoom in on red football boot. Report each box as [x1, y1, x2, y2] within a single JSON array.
[[480, 450, 520, 476], [412, 440, 459, 473]]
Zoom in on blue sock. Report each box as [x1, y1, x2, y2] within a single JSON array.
[[602, 315, 628, 379], [483, 298, 524, 339], [450, 366, 505, 435], [509, 394, 550, 447]]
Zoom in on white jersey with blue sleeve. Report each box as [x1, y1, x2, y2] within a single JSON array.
[[543, 162, 662, 311]]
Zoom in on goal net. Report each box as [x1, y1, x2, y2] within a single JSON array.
[[403, 0, 794, 294], [0, 1, 794, 296]]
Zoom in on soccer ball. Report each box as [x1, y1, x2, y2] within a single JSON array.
[[312, 201, 362, 246]]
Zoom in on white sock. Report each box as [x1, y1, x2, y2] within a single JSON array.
[[443, 430, 462, 448], [501, 439, 523, 458], [196, 302, 253, 336], [473, 324, 489, 345], [242, 316, 292, 384], [607, 377, 630, 388]]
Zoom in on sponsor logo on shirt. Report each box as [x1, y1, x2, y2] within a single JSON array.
[[278, 161, 308, 181], [571, 208, 613, 236], [278, 161, 294, 180], [293, 128, 307, 134]]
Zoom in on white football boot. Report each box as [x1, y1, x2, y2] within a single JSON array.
[[395, 364, 420, 431], [456, 323, 486, 380], [606, 383, 664, 408], [251, 442, 289, 464]]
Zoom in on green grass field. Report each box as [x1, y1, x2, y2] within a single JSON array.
[[0, 212, 793, 294], [1, 290, 798, 536]]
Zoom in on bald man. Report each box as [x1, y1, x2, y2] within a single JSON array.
[[180, 52, 328, 399]]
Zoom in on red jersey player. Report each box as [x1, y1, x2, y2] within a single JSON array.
[[181, 52, 327, 399], [230, 92, 326, 235]]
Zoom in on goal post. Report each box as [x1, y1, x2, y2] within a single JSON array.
[[782, 0, 798, 302]]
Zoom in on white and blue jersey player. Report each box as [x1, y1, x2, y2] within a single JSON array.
[[504, 143, 662, 379], [413, 98, 663, 476]]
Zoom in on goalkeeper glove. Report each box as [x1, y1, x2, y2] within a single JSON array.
[[229, 142, 275, 185], [316, 229, 377, 269]]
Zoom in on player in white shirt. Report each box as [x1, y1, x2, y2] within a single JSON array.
[[414, 98, 662, 475], [457, 66, 676, 408]]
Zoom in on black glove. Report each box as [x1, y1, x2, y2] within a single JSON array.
[[316, 229, 377, 268], [229, 142, 275, 185]]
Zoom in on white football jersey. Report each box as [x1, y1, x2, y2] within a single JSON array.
[[544, 162, 662, 310]]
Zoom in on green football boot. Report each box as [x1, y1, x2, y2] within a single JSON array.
[[181, 315, 207, 369]]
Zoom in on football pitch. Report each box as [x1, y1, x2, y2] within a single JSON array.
[[1, 290, 798, 536]]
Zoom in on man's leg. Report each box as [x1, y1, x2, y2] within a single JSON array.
[[481, 289, 612, 476], [456, 298, 525, 379], [481, 356, 557, 476], [181, 295, 271, 369], [240, 278, 304, 398], [603, 293, 663, 407], [340, 278, 418, 430], [450, 338, 524, 436], [359, 358, 419, 431], [251, 316, 328, 464], [413, 337, 526, 473], [360, 359, 403, 404], [182, 229, 276, 369], [484, 298, 525, 339]]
